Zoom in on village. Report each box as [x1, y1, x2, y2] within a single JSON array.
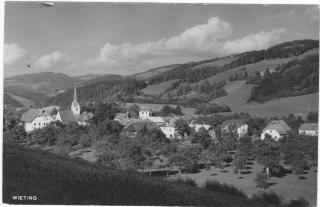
[[11, 83, 318, 205]]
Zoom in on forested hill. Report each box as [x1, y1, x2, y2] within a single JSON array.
[[45, 78, 147, 106], [250, 54, 319, 102], [146, 39, 318, 84], [45, 39, 318, 107]]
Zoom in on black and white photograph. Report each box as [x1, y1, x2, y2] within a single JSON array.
[[2, 1, 320, 206]]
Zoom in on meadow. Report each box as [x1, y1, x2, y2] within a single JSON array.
[[3, 144, 275, 206], [167, 161, 317, 206]]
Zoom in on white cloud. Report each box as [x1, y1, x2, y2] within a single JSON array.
[[33, 51, 69, 69], [87, 17, 287, 71], [303, 6, 319, 23], [4, 43, 27, 66], [222, 28, 287, 54], [86, 17, 233, 67]]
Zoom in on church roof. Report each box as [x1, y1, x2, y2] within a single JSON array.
[[59, 110, 92, 124], [59, 111, 77, 124]]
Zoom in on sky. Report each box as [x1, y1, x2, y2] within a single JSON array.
[[4, 2, 319, 77]]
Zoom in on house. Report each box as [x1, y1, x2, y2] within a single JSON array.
[[221, 119, 248, 137], [146, 116, 166, 126], [160, 126, 176, 139], [139, 106, 152, 119], [299, 123, 318, 136], [261, 120, 291, 141], [123, 119, 156, 137], [189, 121, 211, 132], [114, 112, 132, 125], [20, 108, 57, 132]]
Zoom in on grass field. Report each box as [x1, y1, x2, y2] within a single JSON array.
[[3, 144, 275, 206], [192, 56, 237, 70], [168, 161, 317, 206], [141, 79, 180, 96], [213, 91, 318, 118], [6, 92, 34, 108], [133, 65, 179, 80]]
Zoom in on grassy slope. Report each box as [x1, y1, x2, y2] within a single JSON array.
[[3, 144, 274, 206], [141, 79, 180, 96], [133, 64, 180, 80], [206, 49, 319, 117], [5, 93, 34, 108]]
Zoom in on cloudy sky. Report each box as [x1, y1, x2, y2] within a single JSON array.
[[4, 3, 319, 77]]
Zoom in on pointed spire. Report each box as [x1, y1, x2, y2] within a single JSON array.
[[73, 82, 77, 104]]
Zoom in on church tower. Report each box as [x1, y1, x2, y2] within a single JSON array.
[[71, 83, 80, 115]]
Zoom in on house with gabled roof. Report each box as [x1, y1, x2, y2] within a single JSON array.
[[20, 108, 57, 132], [139, 106, 152, 119], [221, 119, 248, 138], [261, 120, 291, 141], [299, 123, 318, 137]]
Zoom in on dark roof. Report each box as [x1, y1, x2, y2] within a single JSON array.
[[115, 113, 128, 119], [125, 120, 156, 132], [140, 106, 152, 112], [20, 109, 41, 123], [263, 120, 291, 134], [221, 119, 247, 128], [299, 123, 318, 131]]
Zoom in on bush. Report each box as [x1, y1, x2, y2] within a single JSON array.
[[288, 197, 309, 207], [251, 191, 282, 205], [204, 180, 247, 198], [254, 173, 270, 189], [174, 177, 197, 187]]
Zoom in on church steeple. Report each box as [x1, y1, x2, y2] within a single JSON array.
[[71, 82, 80, 115], [73, 83, 78, 105]]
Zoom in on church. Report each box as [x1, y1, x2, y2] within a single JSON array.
[[20, 83, 93, 132], [56, 83, 93, 125]]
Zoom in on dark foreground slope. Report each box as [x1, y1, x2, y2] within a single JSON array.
[[3, 144, 274, 206]]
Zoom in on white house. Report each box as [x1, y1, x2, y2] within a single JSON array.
[[261, 120, 291, 141], [160, 126, 176, 139], [299, 123, 318, 136], [139, 106, 151, 119], [189, 121, 211, 132], [221, 119, 248, 138], [20, 108, 57, 132]]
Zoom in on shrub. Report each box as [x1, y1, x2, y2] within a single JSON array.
[[288, 197, 309, 207], [174, 177, 197, 187], [254, 173, 270, 189], [204, 180, 247, 198], [251, 191, 282, 205]]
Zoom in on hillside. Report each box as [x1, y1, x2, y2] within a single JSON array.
[[3, 144, 273, 206], [4, 93, 23, 107], [5, 72, 75, 95], [24, 39, 320, 113], [132, 64, 180, 80]]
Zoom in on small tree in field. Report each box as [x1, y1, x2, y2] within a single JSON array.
[[254, 172, 270, 189]]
